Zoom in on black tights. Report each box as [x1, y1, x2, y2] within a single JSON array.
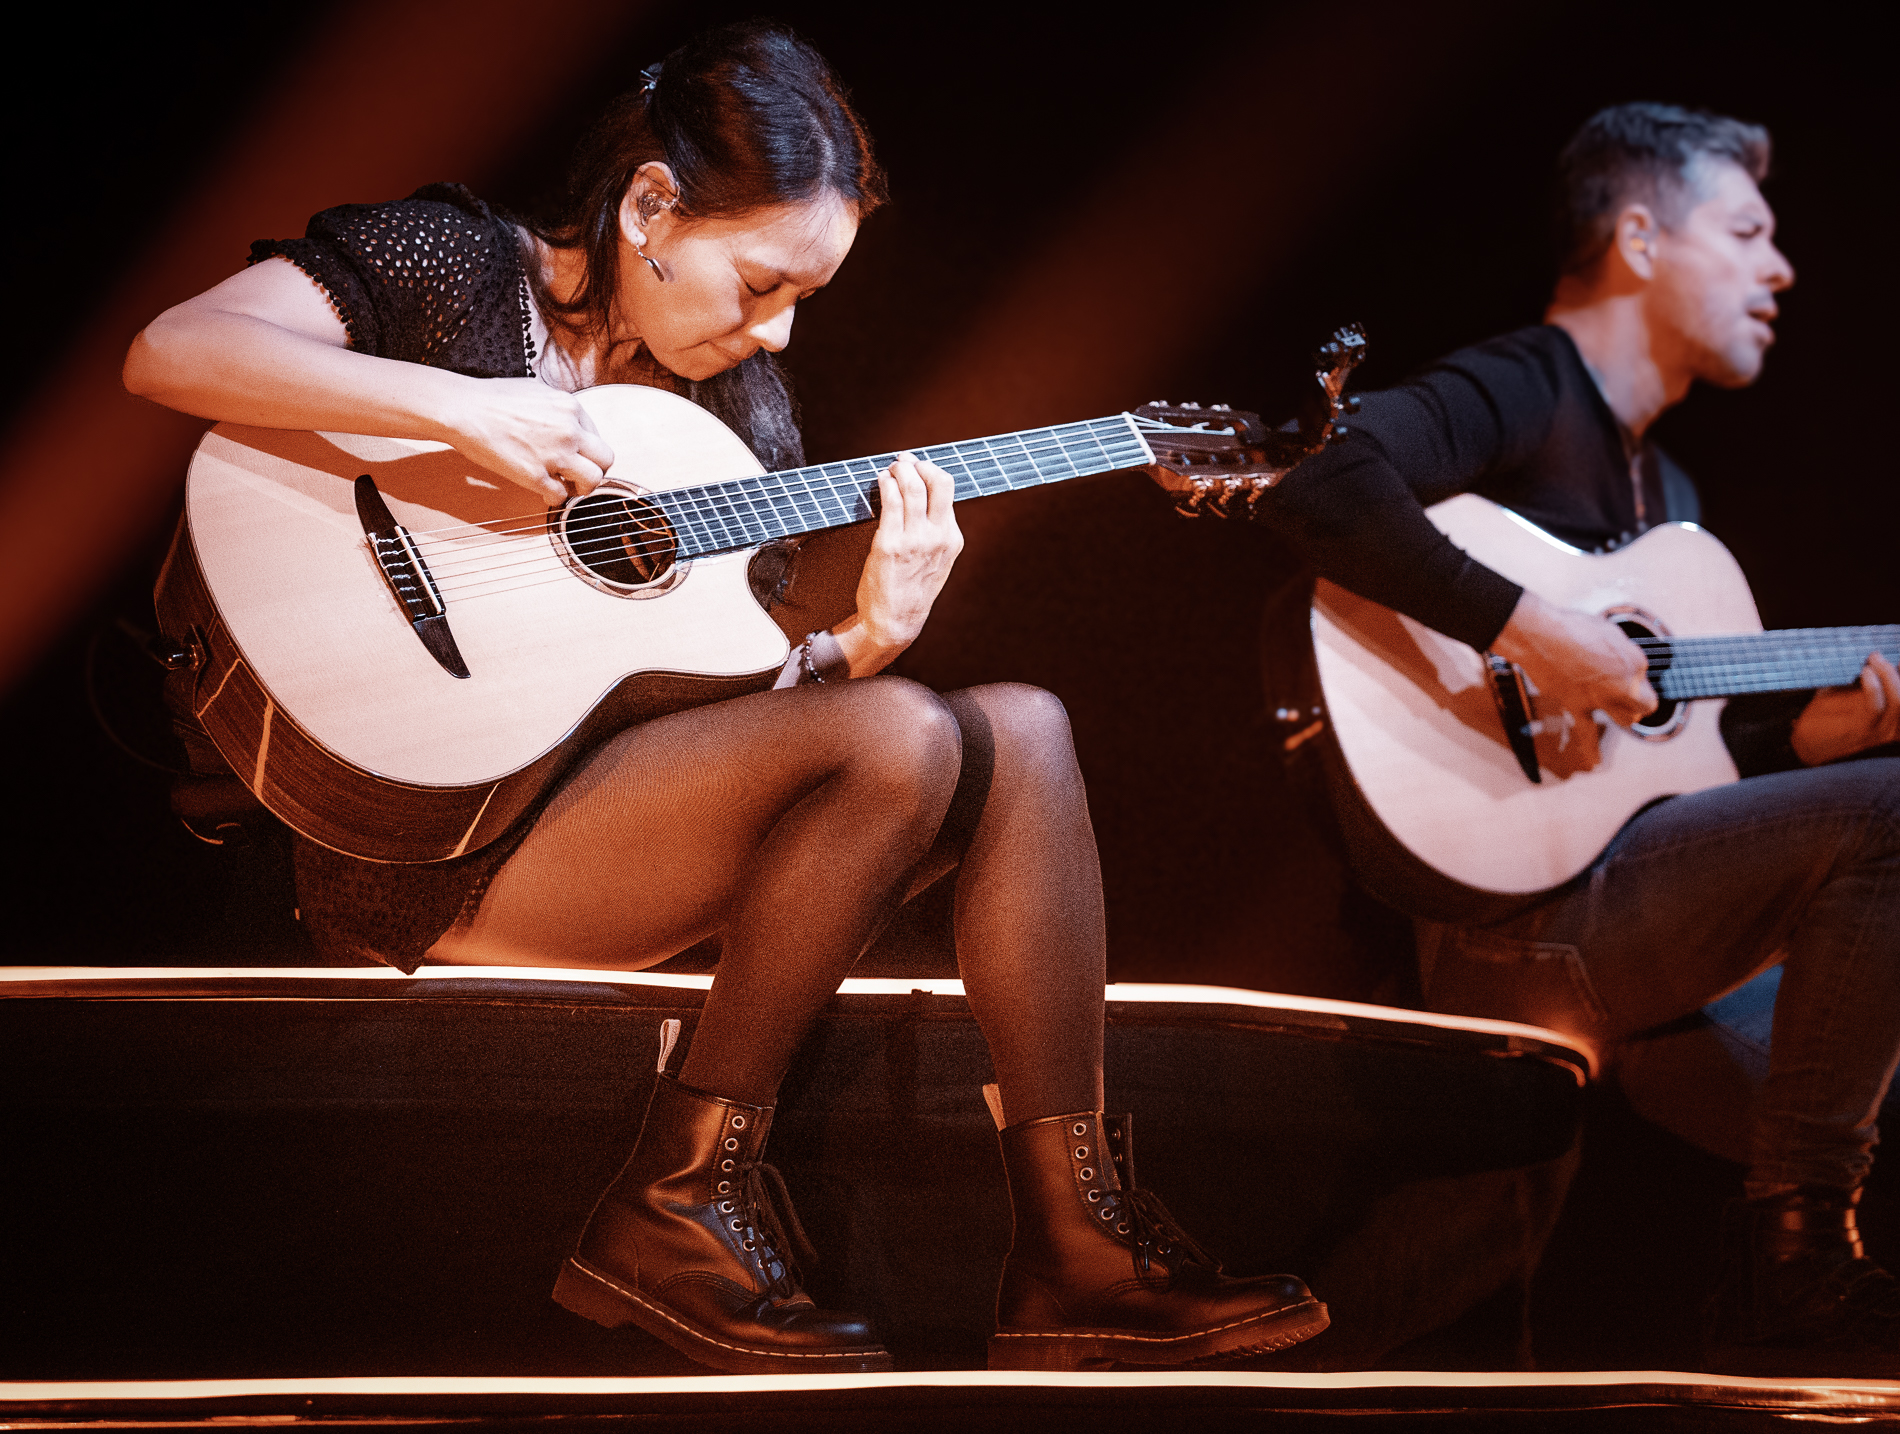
[[432, 678, 1106, 1123]]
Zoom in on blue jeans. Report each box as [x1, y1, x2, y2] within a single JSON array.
[[1416, 758, 1900, 1192]]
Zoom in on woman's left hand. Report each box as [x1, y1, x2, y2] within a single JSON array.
[[832, 453, 963, 677]]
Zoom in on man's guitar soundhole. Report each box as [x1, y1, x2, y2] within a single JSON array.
[[1613, 611, 1685, 739], [555, 485, 687, 598]]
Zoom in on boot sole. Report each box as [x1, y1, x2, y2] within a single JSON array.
[[987, 1297, 1330, 1372], [553, 1258, 894, 1376]]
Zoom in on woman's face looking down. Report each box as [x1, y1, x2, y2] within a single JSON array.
[[619, 164, 860, 382]]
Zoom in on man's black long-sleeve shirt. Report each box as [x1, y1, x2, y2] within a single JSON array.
[[1258, 323, 1804, 775]]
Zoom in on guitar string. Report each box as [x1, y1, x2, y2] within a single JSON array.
[[404, 426, 1149, 598], [399, 447, 1145, 596], [1635, 628, 1900, 698], [387, 418, 1144, 553], [406, 426, 1139, 570], [417, 450, 1106, 596]]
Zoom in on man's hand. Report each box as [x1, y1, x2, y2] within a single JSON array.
[[1792, 653, 1900, 766], [1490, 589, 1658, 728]]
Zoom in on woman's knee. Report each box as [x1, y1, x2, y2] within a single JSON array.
[[953, 682, 1075, 753], [833, 675, 963, 792]]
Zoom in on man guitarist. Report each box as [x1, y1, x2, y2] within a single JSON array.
[[1257, 103, 1900, 1375]]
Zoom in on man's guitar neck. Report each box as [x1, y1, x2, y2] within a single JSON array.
[[1648, 625, 1900, 700]]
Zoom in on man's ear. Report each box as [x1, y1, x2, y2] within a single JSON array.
[[1611, 203, 1659, 281], [618, 162, 682, 246]]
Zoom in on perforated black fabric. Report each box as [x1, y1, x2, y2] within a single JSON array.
[[251, 182, 534, 379]]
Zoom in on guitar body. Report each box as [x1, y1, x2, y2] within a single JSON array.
[[1312, 495, 1756, 906], [158, 386, 790, 863]]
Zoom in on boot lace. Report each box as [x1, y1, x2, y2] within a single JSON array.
[[1106, 1184, 1221, 1280], [733, 1157, 819, 1298]]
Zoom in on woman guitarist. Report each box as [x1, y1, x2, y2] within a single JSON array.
[[121, 22, 1324, 1375]]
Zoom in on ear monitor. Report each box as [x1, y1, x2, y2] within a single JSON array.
[[634, 191, 676, 281]]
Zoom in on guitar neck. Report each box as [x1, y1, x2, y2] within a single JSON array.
[[1650, 626, 1900, 700], [651, 414, 1154, 558]]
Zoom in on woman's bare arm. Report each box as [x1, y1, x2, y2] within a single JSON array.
[[123, 257, 611, 504]]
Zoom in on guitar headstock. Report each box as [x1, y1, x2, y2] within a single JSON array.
[[1134, 323, 1367, 518]]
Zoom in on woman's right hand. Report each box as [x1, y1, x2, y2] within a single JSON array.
[[442, 378, 617, 506], [125, 257, 615, 508]]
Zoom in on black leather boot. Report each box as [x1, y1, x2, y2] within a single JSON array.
[[1703, 1185, 1900, 1377], [988, 1110, 1329, 1370], [553, 1074, 892, 1374]]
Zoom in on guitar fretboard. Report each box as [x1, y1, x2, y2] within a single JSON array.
[[1647, 626, 1900, 699], [649, 415, 1153, 559]]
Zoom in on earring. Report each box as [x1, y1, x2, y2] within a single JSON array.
[[635, 191, 673, 282]]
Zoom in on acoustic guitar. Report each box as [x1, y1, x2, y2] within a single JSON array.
[[1302, 494, 1898, 917], [156, 327, 1365, 863]]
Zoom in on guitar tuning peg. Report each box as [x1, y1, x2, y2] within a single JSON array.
[[1212, 403, 1231, 410], [1343, 395, 1362, 414], [1182, 401, 1201, 409]]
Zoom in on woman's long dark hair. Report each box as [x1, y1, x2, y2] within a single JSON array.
[[526, 22, 886, 470]]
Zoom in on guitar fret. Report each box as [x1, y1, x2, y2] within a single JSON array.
[[668, 413, 1156, 558]]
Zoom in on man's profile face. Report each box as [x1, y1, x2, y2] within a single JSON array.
[[1649, 159, 1796, 388]]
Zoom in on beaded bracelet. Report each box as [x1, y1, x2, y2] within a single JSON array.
[[798, 630, 850, 685]]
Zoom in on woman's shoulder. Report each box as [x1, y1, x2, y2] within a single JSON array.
[[253, 184, 531, 374], [285, 183, 522, 265]]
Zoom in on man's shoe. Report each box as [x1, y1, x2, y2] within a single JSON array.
[[1703, 1185, 1900, 1378]]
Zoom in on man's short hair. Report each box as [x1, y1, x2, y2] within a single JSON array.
[[1553, 102, 1771, 276]]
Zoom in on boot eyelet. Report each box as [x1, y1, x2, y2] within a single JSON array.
[[1101, 1208, 1115, 1221], [720, 1201, 734, 1213], [717, 1181, 731, 1194], [1159, 1244, 1172, 1255], [1073, 1122, 1088, 1137], [743, 1240, 756, 1251], [1087, 1189, 1102, 1203], [724, 1137, 739, 1151], [1074, 1146, 1088, 1160], [721, 1160, 735, 1172], [731, 1218, 744, 1232], [1079, 1167, 1094, 1181], [731, 1115, 746, 1129], [1117, 1222, 1130, 1234]]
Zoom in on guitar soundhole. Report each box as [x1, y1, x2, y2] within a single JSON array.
[[1614, 613, 1685, 740], [555, 486, 686, 598]]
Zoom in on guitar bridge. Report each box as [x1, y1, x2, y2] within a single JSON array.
[[354, 474, 470, 679]]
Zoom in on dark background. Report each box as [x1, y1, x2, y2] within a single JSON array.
[[2, 0, 1891, 990]]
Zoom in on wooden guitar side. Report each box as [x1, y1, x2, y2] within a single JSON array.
[[1311, 495, 1755, 900], [157, 386, 791, 863]]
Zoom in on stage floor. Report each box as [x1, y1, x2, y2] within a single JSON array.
[[5, 1370, 1899, 1431]]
